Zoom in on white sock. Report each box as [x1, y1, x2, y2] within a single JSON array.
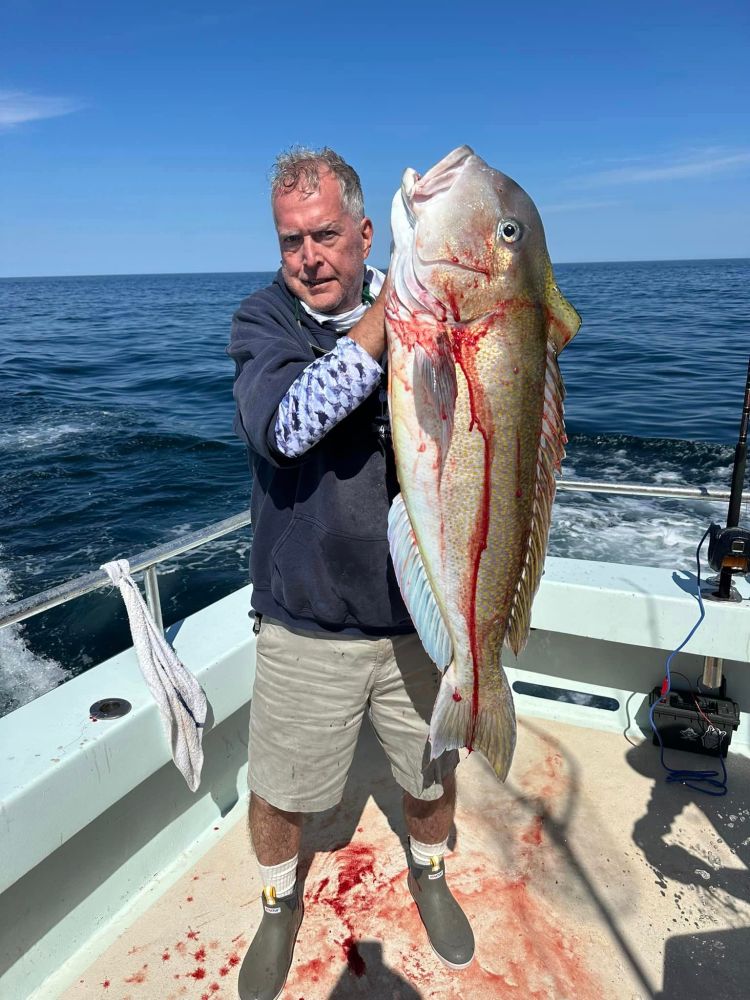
[[258, 854, 298, 899], [409, 836, 449, 868]]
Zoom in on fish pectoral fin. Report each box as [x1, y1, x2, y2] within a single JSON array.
[[545, 266, 581, 354], [429, 663, 517, 782], [387, 493, 452, 670], [413, 341, 457, 464]]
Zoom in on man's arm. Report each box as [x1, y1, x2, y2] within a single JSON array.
[[228, 294, 315, 466], [273, 282, 389, 459], [346, 283, 387, 359]]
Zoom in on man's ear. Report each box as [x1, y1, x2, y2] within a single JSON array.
[[361, 216, 374, 259]]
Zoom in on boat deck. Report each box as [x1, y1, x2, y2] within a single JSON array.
[[58, 714, 750, 1000]]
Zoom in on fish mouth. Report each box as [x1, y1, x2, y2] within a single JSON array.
[[401, 145, 474, 219]]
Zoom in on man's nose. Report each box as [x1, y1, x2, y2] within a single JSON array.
[[300, 235, 321, 269]]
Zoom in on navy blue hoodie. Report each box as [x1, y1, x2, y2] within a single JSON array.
[[228, 271, 413, 635]]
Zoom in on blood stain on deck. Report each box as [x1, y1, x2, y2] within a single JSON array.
[[123, 963, 148, 984]]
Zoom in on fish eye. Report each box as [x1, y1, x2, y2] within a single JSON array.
[[498, 219, 522, 244]]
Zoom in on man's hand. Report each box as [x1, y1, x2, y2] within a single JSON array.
[[347, 276, 389, 360]]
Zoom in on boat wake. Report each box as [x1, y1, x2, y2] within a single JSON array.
[[0, 552, 67, 716]]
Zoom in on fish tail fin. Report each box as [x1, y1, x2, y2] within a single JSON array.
[[429, 662, 517, 781]]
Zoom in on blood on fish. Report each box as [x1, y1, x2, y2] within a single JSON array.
[[452, 690, 462, 702], [451, 321, 496, 741]]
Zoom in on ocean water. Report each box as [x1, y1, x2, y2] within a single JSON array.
[[1, 260, 749, 715]]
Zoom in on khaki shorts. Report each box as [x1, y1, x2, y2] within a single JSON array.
[[248, 618, 459, 812]]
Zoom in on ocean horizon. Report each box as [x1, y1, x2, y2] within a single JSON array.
[[2, 255, 749, 281]]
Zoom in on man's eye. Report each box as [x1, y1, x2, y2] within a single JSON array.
[[317, 230, 337, 242], [282, 235, 302, 250]]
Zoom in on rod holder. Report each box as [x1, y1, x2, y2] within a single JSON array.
[[701, 656, 724, 691]]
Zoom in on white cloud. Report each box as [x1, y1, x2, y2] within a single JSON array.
[[0, 90, 85, 129], [577, 150, 750, 187]]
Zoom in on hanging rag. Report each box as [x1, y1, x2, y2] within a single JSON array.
[[101, 559, 208, 791]]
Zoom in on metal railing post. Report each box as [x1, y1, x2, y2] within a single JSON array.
[[143, 566, 164, 636]]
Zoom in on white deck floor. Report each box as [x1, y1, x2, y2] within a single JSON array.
[[60, 715, 750, 1000]]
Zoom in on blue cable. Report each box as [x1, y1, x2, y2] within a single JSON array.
[[649, 525, 728, 796]]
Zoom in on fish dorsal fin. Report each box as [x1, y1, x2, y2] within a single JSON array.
[[413, 340, 457, 466], [544, 267, 581, 354], [506, 343, 566, 655], [387, 493, 453, 670]]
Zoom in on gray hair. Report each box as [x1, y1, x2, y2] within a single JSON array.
[[270, 147, 365, 221]]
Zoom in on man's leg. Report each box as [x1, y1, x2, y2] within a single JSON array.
[[249, 793, 302, 867], [403, 771, 456, 845], [239, 794, 304, 1000], [368, 634, 474, 969], [239, 620, 374, 999]]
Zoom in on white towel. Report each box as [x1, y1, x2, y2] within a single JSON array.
[[101, 559, 208, 791]]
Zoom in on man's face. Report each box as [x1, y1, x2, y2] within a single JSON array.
[[273, 169, 373, 314]]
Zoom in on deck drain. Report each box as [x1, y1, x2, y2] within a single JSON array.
[[89, 698, 132, 720], [512, 681, 619, 712]]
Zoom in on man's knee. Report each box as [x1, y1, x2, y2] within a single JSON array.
[[249, 792, 301, 825]]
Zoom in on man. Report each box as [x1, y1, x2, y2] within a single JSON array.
[[228, 147, 473, 1000]]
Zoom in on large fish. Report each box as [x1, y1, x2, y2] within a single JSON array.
[[385, 146, 580, 780]]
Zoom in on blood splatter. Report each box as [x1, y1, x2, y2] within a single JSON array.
[[124, 965, 148, 984], [161, 950, 171, 961], [219, 965, 230, 977], [187, 929, 200, 940], [341, 936, 366, 976], [188, 966, 207, 980], [102, 982, 110, 990], [227, 952, 241, 967], [194, 946, 206, 961], [521, 815, 544, 848], [186, 895, 194, 902], [452, 690, 463, 702]]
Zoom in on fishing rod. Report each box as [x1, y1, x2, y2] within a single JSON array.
[[706, 354, 750, 602], [648, 357, 748, 778]]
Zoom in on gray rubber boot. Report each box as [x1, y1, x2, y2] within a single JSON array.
[[237, 886, 303, 1000], [407, 856, 475, 969]]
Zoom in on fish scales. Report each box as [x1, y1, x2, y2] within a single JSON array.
[[385, 146, 580, 780]]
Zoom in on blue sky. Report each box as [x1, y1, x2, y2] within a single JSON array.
[[1, 1, 749, 276]]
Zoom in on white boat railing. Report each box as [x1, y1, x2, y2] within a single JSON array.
[[1, 478, 746, 634]]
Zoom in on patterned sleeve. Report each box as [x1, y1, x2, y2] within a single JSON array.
[[274, 337, 383, 458]]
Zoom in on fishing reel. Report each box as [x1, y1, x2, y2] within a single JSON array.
[[707, 523, 750, 575]]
